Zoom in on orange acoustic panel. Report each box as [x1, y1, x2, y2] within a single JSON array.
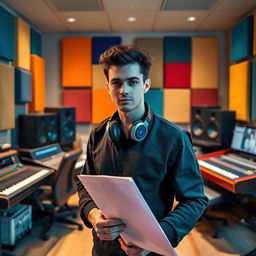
[[15, 17, 30, 71], [134, 38, 163, 88], [93, 64, 107, 89], [62, 37, 92, 87], [92, 89, 116, 124], [191, 37, 218, 89], [229, 61, 250, 121], [0, 63, 14, 131], [63, 89, 91, 123], [254, 15, 256, 56], [163, 89, 191, 123], [28, 55, 45, 112]]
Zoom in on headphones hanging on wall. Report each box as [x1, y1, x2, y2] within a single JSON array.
[[106, 104, 152, 144]]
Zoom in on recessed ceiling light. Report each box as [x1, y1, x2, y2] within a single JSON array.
[[67, 18, 77, 23], [186, 16, 196, 22], [127, 17, 136, 22]]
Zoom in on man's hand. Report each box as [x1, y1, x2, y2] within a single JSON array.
[[118, 237, 150, 256], [88, 208, 125, 241]]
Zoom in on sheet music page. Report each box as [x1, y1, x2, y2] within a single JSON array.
[[78, 174, 178, 256]]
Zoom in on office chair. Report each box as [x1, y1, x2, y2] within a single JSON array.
[[201, 185, 229, 238], [33, 148, 83, 240]]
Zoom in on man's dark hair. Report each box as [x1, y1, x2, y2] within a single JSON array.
[[99, 44, 152, 82]]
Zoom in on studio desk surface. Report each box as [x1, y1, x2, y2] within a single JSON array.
[[197, 149, 256, 194]]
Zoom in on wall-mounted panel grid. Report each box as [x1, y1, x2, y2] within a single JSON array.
[[144, 89, 163, 116], [191, 89, 218, 106], [15, 68, 32, 103], [93, 64, 107, 89], [30, 28, 42, 56]]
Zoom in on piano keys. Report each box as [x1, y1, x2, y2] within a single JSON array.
[[197, 149, 256, 193], [0, 150, 54, 210]]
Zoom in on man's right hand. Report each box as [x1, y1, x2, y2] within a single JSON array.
[[88, 208, 125, 241]]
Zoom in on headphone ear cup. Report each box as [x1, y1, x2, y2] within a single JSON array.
[[106, 120, 122, 144]]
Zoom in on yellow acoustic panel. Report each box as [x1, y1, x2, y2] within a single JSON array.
[[229, 61, 250, 121], [134, 38, 163, 89], [93, 64, 107, 89], [62, 37, 92, 87], [15, 17, 30, 71], [28, 55, 45, 112], [164, 89, 190, 123], [254, 15, 256, 56], [191, 37, 218, 89], [92, 89, 116, 124], [0, 63, 14, 131]]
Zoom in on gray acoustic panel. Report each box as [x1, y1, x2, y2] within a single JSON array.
[[50, 0, 102, 11], [0, 130, 11, 146], [162, 0, 217, 10]]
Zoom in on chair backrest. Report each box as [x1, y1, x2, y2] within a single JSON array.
[[52, 148, 82, 206]]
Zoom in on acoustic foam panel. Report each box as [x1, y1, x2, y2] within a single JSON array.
[[92, 89, 116, 124], [251, 61, 256, 121], [144, 89, 163, 116], [0, 6, 15, 61], [231, 15, 253, 62], [93, 64, 107, 89], [164, 37, 191, 63], [191, 37, 218, 89], [15, 17, 30, 71], [62, 37, 92, 87], [229, 61, 250, 121], [92, 37, 121, 64], [63, 89, 91, 123], [134, 38, 163, 89], [0, 63, 14, 131], [30, 28, 42, 56], [15, 68, 32, 103], [28, 55, 45, 112], [164, 63, 191, 88], [191, 89, 218, 106], [163, 89, 190, 123], [254, 15, 256, 56]]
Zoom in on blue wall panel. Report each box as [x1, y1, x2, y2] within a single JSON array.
[[30, 28, 42, 56], [92, 37, 121, 64], [15, 68, 32, 103], [231, 16, 253, 62], [145, 89, 163, 116], [164, 37, 191, 63], [0, 6, 15, 61], [251, 61, 256, 121]]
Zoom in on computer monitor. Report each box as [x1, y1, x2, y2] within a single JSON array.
[[231, 125, 256, 155]]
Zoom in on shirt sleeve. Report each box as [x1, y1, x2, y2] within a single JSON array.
[[159, 130, 209, 247], [76, 129, 99, 228]]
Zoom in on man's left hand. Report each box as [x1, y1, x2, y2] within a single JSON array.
[[118, 237, 150, 256]]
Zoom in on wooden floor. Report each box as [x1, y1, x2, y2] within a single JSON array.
[[7, 193, 256, 256]]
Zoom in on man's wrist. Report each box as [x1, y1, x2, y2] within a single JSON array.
[[88, 208, 99, 224]]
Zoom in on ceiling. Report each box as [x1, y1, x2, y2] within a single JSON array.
[[1, 0, 256, 33]]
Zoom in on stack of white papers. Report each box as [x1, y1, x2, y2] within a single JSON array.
[[78, 175, 178, 256]]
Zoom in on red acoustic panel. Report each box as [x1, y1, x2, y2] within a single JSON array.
[[63, 89, 91, 123], [191, 89, 218, 106], [164, 63, 191, 88]]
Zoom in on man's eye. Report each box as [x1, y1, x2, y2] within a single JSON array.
[[112, 81, 122, 87], [129, 80, 138, 86]]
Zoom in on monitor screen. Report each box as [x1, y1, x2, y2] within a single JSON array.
[[231, 125, 256, 155]]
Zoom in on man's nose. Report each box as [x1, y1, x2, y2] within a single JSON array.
[[120, 82, 129, 94]]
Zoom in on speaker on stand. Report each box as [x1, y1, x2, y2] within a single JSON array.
[[191, 106, 220, 143], [18, 113, 58, 148], [45, 107, 76, 149]]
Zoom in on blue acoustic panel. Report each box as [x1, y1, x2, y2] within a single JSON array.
[[144, 89, 163, 116], [30, 28, 42, 56], [231, 16, 253, 62], [251, 61, 256, 121], [92, 37, 122, 64], [0, 6, 15, 61], [15, 68, 32, 103], [164, 37, 191, 63]]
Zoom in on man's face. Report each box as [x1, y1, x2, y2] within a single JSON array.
[[106, 63, 150, 113]]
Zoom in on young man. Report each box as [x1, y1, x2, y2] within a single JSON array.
[[77, 45, 208, 256]]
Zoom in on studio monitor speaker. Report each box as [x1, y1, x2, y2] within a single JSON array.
[[191, 106, 236, 147], [191, 106, 220, 141], [18, 113, 58, 148], [204, 109, 236, 147], [45, 106, 76, 145]]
